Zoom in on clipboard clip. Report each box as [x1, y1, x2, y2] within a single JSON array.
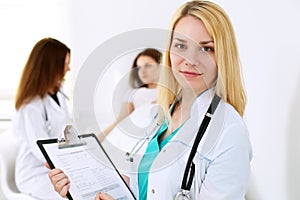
[[58, 125, 86, 149]]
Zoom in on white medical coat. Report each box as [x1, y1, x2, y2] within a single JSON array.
[[13, 92, 70, 200], [129, 90, 252, 200]]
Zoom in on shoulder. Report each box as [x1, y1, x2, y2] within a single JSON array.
[[203, 100, 252, 158], [13, 96, 44, 124], [20, 96, 43, 111], [130, 87, 157, 99], [220, 101, 250, 142], [223, 102, 249, 140], [138, 88, 157, 99], [16, 96, 45, 117], [135, 87, 156, 93], [133, 87, 147, 94]]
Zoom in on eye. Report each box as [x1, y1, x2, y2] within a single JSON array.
[[144, 64, 153, 68], [200, 46, 214, 52], [174, 43, 186, 50]]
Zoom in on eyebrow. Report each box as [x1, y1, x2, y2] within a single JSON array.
[[199, 41, 214, 45], [173, 37, 214, 45], [173, 38, 187, 43]]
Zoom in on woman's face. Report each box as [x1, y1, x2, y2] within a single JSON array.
[[63, 52, 71, 76], [50, 52, 70, 93], [136, 55, 160, 87], [170, 16, 217, 95]]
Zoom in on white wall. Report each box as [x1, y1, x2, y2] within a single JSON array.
[[0, 0, 300, 200], [214, 1, 300, 199], [0, 0, 73, 121]]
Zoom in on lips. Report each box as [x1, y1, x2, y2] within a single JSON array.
[[180, 70, 203, 77]]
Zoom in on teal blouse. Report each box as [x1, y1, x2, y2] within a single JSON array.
[[138, 120, 181, 200]]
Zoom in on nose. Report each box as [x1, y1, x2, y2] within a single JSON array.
[[184, 54, 199, 67], [185, 60, 198, 67], [139, 66, 146, 73], [65, 65, 71, 73], [63, 66, 70, 77], [184, 47, 201, 67]]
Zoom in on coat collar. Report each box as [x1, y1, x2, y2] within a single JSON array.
[[150, 88, 217, 171]]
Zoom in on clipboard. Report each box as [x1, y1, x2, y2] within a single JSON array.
[[37, 126, 136, 200]]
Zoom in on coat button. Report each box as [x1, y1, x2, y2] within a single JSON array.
[[151, 188, 155, 194]]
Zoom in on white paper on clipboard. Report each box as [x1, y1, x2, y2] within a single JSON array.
[[37, 133, 136, 200]]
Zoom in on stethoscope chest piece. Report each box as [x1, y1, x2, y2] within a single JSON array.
[[174, 189, 191, 200], [45, 120, 51, 134]]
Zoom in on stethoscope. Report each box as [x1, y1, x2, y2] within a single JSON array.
[[125, 106, 165, 162], [43, 89, 69, 134], [174, 94, 221, 200], [124, 90, 221, 199], [125, 91, 183, 162]]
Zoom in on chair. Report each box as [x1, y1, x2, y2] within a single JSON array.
[[0, 128, 37, 200]]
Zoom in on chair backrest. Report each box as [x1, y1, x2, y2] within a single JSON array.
[[0, 128, 37, 200]]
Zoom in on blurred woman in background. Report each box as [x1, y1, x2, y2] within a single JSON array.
[[13, 37, 71, 200], [99, 48, 162, 140]]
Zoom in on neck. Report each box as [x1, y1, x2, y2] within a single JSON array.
[[180, 90, 196, 120], [48, 90, 57, 95], [49, 85, 60, 95], [166, 90, 194, 136], [147, 83, 157, 88], [166, 88, 209, 138]]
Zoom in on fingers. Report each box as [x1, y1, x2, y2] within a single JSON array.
[[45, 162, 50, 169], [48, 168, 70, 197], [59, 182, 70, 198], [100, 193, 114, 200], [121, 174, 130, 186], [95, 192, 101, 200], [95, 192, 114, 200]]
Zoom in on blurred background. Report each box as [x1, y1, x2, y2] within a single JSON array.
[[0, 0, 300, 199]]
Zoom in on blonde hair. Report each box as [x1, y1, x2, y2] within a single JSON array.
[[157, 0, 246, 116]]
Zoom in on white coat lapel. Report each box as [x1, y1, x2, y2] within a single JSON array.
[[150, 90, 214, 172]]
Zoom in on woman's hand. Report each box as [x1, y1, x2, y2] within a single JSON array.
[[95, 192, 115, 200], [46, 163, 70, 198], [94, 174, 129, 200], [121, 175, 130, 186]]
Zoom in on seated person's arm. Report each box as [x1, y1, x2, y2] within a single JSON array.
[[98, 102, 134, 141]]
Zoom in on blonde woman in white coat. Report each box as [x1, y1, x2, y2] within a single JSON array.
[[13, 38, 71, 200], [49, 1, 252, 200]]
